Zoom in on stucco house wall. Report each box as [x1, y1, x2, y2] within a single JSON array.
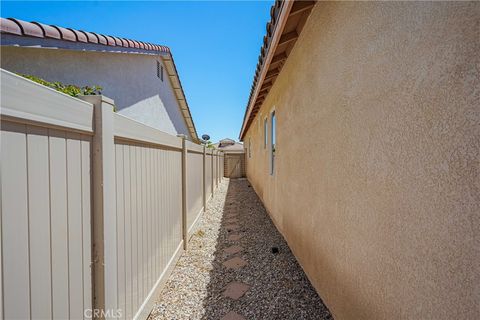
[[243, 2, 479, 319], [0, 46, 191, 139]]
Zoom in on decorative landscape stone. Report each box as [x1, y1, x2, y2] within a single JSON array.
[[227, 233, 243, 241], [222, 256, 248, 270], [220, 311, 246, 320], [222, 281, 250, 300], [223, 245, 243, 255], [225, 224, 240, 231]]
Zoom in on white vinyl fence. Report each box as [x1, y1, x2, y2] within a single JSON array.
[[0, 69, 223, 320]]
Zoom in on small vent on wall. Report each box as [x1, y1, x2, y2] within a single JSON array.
[[157, 61, 164, 81]]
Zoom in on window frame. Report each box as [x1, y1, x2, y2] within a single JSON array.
[[270, 110, 276, 175], [248, 138, 252, 158], [264, 117, 268, 149]]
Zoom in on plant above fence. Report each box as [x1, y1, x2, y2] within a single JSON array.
[[17, 73, 103, 97]]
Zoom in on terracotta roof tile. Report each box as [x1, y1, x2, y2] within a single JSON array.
[[69, 28, 87, 43], [104, 35, 116, 46], [124, 38, 135, 48], [9, 18, 43, 38], [54, 26, 76, 42], [32, 22, 61, 39], [79, 31, 96, 43], [0, 18, 22, 35], [92, 33, 108, 45], [118, 38, 127, 47], [0, 17, 170, 53], [111, 36, 123, 46]]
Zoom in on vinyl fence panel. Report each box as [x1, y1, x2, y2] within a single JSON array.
[[113, 114, 183, 319], [186, 142, 204, 236], [1, 69, 93, 320], [219, 153, 225, 178]]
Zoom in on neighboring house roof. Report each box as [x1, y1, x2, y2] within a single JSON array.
[[213, 138, 244, 153], [0, 17, 171, 52], [239, 0, 316, 140], [218, 138, 236, 147], [0, 17, 199, 142]]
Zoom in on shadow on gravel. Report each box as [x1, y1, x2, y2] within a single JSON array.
[[200, 178, 332, 320]]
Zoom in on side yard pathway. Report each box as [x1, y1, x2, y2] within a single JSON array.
[[149, 178, 332, 320]]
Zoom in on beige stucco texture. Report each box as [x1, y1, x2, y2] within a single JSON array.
[[244, 2, 479, 319]]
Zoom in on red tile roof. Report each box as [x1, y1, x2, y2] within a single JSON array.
[[0, 17, 170, 53]]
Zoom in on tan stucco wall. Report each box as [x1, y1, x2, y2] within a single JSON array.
[[243, 2, 479, 319]]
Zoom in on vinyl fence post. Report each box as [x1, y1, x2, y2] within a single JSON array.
[[216, 150, 219, 187], [219, 152, 223, 181], [203, 145, 206, 213], [211, 149, 215, 196], [217, 151, 220, 185], [178, 134, 188, 250], [80, 95, 117, 319]]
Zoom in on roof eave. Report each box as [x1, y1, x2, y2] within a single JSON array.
[[239, 0, 316, 141], [161, 54, 199, 142], [239, 1, 292, 141]]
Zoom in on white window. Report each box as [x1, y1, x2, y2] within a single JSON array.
[[249, 138, 252, 158], [270, 111, 276, 175], [264, 117, 268, 149]]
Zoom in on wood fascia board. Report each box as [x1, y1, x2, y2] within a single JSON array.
[[160, 54, 198, 141]]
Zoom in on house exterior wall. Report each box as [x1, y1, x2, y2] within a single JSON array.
[[243, 2, 479, 319], [0, 46, 191, 139]]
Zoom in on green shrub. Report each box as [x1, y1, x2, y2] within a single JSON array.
[[206, 141, 216, 149], [18, 74, 102, 97]]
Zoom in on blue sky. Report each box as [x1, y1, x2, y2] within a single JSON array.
[[1, 1, 273, 142]]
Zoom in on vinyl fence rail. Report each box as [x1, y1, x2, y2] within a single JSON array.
[[0, 69, 223, 320]]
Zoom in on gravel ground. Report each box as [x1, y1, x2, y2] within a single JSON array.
[[149, 178, 332, 320]]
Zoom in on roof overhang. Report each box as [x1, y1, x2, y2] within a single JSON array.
[[162, 54, 199, 142], [239, 0, 316, 141]]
